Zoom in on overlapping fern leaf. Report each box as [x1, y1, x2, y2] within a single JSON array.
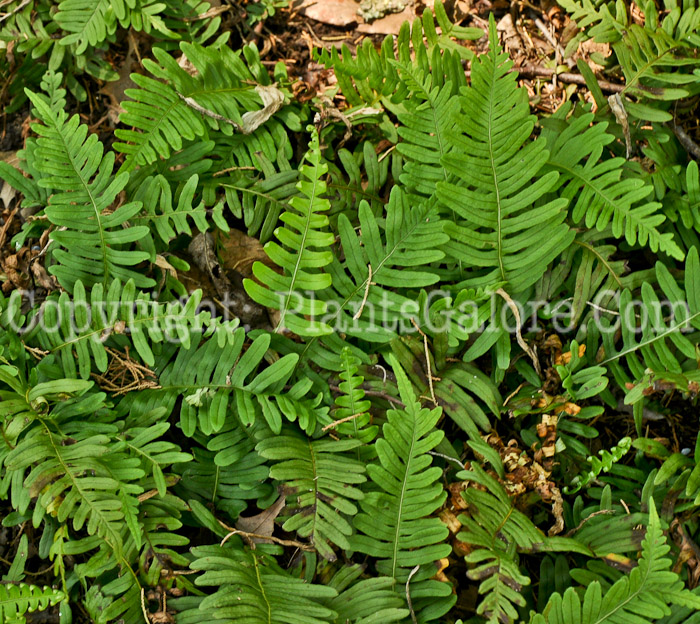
[[352, 356, 454, 620], [25, 90, 153, 291], [457, 463, 592, 624], [178, 545, 338, 624], [20, 278, 236, 380], [597, 247, 700, 391], [313, 188, 448, 349], [530, 500, 700, 623], [257, 433, 366, 560], [114, 40, 294, 172], [244, 128, 335, 336], [542, 105, 683, 260], [153, 328, 312, 437], [437, 17, 574, 292]]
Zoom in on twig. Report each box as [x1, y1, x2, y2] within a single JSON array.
[[672, 123, 700, 161], [533, 16, 574, 69], [406, 565, 420, 624], [219, 526, 313, 551], [496, 288, 541, 376], [329, 384, 405, 407], [322, 412, 364, 432], [428, 451, 466, 470], [564, 509, 615, 537], [140, 587, 149, 624], [410, 318, 438, 406], [178, 93, 243, 132], [353, 264, 373, 320], [0, 0, 31, 23], [465, 63, 625, 93]]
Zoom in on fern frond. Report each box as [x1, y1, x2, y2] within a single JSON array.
[[543, 106, 683, 259], [154, 328, 305, 436], [565, 437, 632, 494], [0, 583, 66, 624], [530, 499, 700, 623], [352, 355, 451, 590], [187, 545, 338, 624], [258, 434, 366, 560], [25, 90, 153, 291], [458, 463, 593, 624], [437, 16, 574, 291], [324, 564, 409, 623], [326, 346, 376, 443], [133, 173, 228, 245], [320, 189, 448, 344], [114, 40, 291, 172], [244, 127, 335, 337], [391, 54, 463, 203], [21, 279, 236, 380], [599, 246, 700, 391], [5, 426, 130, 558]]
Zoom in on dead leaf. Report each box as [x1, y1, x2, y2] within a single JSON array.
[[0, 152, 19, 210], [235, 495, 286, 544], [298, 0, 359, 27], [240, 84, 286, 134], [357, 5, 416, 34]]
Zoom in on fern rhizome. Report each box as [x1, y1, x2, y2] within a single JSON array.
[[1, 0, 700, 623]]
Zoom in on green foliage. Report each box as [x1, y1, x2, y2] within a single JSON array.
[[0, 583, 66, 624], [245, 127, 336, 336], [437, 16, 574, 291], [530, 500, 700, 623], [1, 1, 700, 623]]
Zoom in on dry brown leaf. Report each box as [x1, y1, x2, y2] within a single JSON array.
[[357, 5, 416, 34], [297, 0, 359, 27], [235, 495, 286, 544]]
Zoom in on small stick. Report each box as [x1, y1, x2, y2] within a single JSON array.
[[220, 527, 313, 551], [410, 318, 437, 406], [672, 123, 700, 161], [406, 565, 420, 624], [178, 93, 243, 132], [353, 264, 373, 320], [322, 412, 363, 432], [496, 288, 541, 376], [465, 64, 625, 93]]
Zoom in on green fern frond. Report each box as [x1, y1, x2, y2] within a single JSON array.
[[599, 246, 700, 391], [543, 106, 683, 259], [0, 583, 66, 624], [317, 189, 448, 346], [390, 55, 463, 203], [530, 499, 700, 623], [565, 436, 632, 494], [133, 173, 228, 245], [25, 90, 154, 291], [257, 434, 366, 560], [324, 564, 409, 623], [155, 328, 303, 436], [245, 127, 335, 337], [458, 463, 593, 624], [5, 427, 130, 558], [327, 346, 376, 443], [114, 40, 291, 172], [437, 16, 574, 291], [22, 279, 236, 380], [316, 2, 479, 108], [187, 545, 339, 624], [352, 355, 451, 587]]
